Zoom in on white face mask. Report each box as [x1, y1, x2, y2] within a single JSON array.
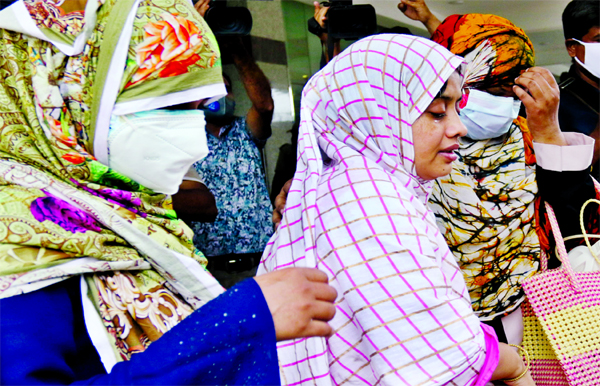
[[108, 109, 209, 195], [572, 39, 600, 79], [459, 89, 522, 140]]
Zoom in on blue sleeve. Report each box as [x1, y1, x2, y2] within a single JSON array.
[[1, 277, 279, 386]]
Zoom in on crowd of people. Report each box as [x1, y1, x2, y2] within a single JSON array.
[[0, 0, 598, 385]]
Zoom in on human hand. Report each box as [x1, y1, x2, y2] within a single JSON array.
[[254, 268, 337, 341], [313, 1, 329, 29], [514, 67, 567, 146], [397, 0, 434, 23], [272, 179, 292, 230], [194, 0, 210, 18]]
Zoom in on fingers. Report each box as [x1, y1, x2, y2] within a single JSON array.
[[300, 267, 329, 283], [312, 281, 338, 302], [310, 299, 337, 321], [514, 67, 559, 102], [525, 67, 558, 89], [282, 178, 293, 194], [272, 208, 282, 229], [512, 83, 534, 106], [256, 267, 337, 341], [514, 67, 564, 145], [272, 179, 292, 229], [194, 0, 210, 18], [301, 320, 334, 338]]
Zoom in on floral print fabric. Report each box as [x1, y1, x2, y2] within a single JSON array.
[[192, 118, 273, 256]]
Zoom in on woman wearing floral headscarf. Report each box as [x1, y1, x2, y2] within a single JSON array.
[[259, 34, 534, 386], [0, 1, 337, 384], [399, 0, 598, 342]]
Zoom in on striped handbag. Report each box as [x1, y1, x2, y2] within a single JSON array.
[[521, 198, 600, 386]]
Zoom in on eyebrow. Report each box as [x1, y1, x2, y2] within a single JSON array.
[[436, 93, 462, 102]]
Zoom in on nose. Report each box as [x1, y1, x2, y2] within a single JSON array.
[[448, 109, 468, 138]]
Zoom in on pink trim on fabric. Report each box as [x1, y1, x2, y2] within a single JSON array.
[[472, 324, 500, 386]]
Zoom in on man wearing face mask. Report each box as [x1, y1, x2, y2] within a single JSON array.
[[188, 35, 275, 289], [559, 0, 599, 177]]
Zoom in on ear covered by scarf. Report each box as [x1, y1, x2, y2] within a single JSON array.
[[431, 13, 534, 91]]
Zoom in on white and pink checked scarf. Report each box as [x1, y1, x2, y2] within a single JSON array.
[[258, 35, 492, 386]]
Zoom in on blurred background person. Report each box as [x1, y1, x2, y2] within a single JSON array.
[[188, 0, 275, 289], [559, 0, 599, 177]]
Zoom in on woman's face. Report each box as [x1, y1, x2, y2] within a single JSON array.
[[412, 71, 467, 180]]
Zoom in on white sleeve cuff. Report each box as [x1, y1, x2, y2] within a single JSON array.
[[533, 132, 595, 172], [182, 165, 204, 183]]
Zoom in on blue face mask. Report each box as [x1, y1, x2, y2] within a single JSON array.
[[459, 89, 521, 140]]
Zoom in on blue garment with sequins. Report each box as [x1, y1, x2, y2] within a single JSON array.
[[192, 117, 274, 256], [1, 277, 279, 385]]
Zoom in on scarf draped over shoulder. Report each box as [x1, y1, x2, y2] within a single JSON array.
[[259, 34, 493, 386], [0, 0, 225, 363]]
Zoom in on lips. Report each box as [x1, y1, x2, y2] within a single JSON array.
[[439, 144, 459, 153], [438, 143, 459, 162]]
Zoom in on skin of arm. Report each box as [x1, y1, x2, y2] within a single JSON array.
[[192, 2, 273, 140], [397, 0, 441, 36], [172, 180, 218, 223], [313, 2, 341, 64], [491, 343, 534, 386], [226, 37, 274, 140]]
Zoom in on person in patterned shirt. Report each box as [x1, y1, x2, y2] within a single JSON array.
[[176, 12, 275, 288]]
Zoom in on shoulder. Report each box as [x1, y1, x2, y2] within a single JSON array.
[[315, 162, 433, 238]]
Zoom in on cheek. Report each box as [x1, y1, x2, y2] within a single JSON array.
[[414, 127, 441, 158]]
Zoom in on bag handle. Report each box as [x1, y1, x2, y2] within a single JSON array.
[[542, 201, 583, 293], [580, 198, 600, 265], [540, 178, 600, 293]]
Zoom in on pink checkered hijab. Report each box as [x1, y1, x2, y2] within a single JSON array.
[[258, 35, 490, 386], [263, 33, 463, 263]]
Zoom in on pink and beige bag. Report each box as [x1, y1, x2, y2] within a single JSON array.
[[521, 189, 600, 385]]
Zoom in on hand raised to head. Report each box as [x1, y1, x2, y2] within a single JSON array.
[[254, 267, 337, 341], [397, 0, 441, 36], [514, 67, 566, 146], [397, 0, 433, 23]]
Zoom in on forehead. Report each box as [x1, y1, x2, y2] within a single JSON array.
[[582, 26, 600, 42], [440, 72, 463, 99]]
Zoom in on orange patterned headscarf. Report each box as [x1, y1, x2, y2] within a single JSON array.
[[431, 14, 534, 91]]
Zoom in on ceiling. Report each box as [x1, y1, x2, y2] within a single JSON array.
[[301, 0, 574, 75]]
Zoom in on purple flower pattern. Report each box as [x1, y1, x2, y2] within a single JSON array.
[[31, 193, 103, 233]]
